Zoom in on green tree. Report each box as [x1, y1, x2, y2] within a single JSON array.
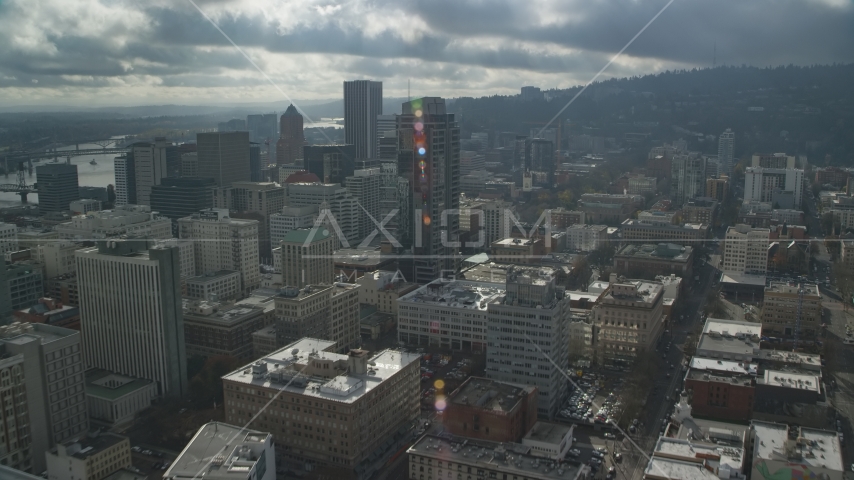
[[558, 190, 575, 209]]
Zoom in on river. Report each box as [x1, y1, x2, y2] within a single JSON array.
[[0, 138, 125, 208]]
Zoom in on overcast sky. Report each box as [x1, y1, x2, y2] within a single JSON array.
[[1, 0, 852, 107]]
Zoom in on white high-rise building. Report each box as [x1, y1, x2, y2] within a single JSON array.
[[287, 183, 361, 246], [177, 209, 260, 295], [722, 224, 770, 276], [744, 166, 804, 209], [113, 154, 135, 206], [0, 322, 88, 473], [717, 128, 735, 175], [345, 168, 382, 239], [0, 222, 18, 257], [344, 80, 383, 159], [76, 240, 187, 396], [133, 137, 170, 206], [485, 266, 570, 419], [270, 205, 318, 246]]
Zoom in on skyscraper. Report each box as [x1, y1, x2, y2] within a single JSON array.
[[718, 128, 735, 176], [249, 143, 262, 181], [345, 168, 382, 240], [0, 348, 32, 472], [177, 209, 260, 295], [132, 137, 170, 206], [149, 177, 216, 221], [670, 153, 707, 206], [247, 112, 278, 161], [303, 144, 356, 184], [36, 163, 79, 213], [114, 153, 136, 206], [280, 228, 334, 288], [76, 240, 187, 397], [196, 131, 251, 187], [344, 80, 383, 159], [0, 322, 88, 473], [276, 105, 304, 165], [376, 114, 397, 160], [398, 97, 461, 284]]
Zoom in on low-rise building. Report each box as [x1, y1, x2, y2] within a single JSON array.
[[749, 421, 843, 480], [753, 369, 828, 428], [13, 297, 80, 329], [522, 422, 575, 461], [182, 301, 268, 359], [761, 283, 821, 339], [85, 369, 157, 428], [55, 204, 172, 240], [251, 325, 278, 358], [620, 219, 708, 246], [222, 339, 420, 478], [578, 193, 644, 224], [684, 358, 756, 422], [334, 248, 395, 280], [355, 270, 418, 316], [45, 432, 132, 480], [69, 199, 102, 215], [549, 208, 585, 229], [274, 283, 362, 353], [407, 435, 587, 480], [490, 237, 545, 263], [184, 270, 241, 301], [164, 422, 274, 480], [613, 243, 693, 279], [443, 377, 538, 443], [695, 318, 761, 361], [591, 276, 665, 367], [6, 260, 44, 310], [682, 197, 719, 225], [566, 224, 608, 252]]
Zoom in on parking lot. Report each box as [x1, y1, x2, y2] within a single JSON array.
[[129, 445, 175, 479]]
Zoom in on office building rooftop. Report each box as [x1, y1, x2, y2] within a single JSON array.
[[166, 422, 271, 480], [759, 370, 820, 393], [751, 421, 842, 473], [85, 369, 155, 401], [408, 435, 585, 480], [451, 377, 532, 413], [399, 280, 505, 311], [222, 338, 420, 404]]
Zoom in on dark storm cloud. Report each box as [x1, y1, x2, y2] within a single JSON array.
[[0, 0, 851, 98]]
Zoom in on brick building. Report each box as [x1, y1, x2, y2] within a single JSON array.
[[684, 358, 755, 422], [443, 377, 538, 443]]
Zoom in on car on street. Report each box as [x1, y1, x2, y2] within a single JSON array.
[[568, 448, 581, 457], [604, 432, 616, 439], [589, 458, 602, 466]]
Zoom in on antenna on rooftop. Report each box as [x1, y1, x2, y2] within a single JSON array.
[[713, 41, 718, 68]]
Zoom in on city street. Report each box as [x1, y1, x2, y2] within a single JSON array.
[[618, 253, 719, 480]]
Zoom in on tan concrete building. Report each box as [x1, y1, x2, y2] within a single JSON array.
[[620, 219, 708, 246], [761, 283, 822, 339], [222, 339, 420, 477], [274, 283, 361, 353], [723, 224, 770, 275], [182, 300, 269, 359], [178, 208, 261, 295], [591, 276, 665, 367], [281, 228, 334, 288], [355, 270, 418, 316]]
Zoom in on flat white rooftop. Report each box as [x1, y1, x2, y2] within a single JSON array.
[[703, 318, 762, 337], [752, 421, 843, 473], [222, 338, 420, 404], [761, 370, 820, 393], [399, 279, 505, 311], [690, 357, 758, 375]]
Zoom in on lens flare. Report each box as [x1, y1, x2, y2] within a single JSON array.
[[418, 147, 426, 155], [435, 397, 447, 411], [415, 109, 423, 117], [433, 379, 445, 390], [415, 122, 424, 131], [423, 215, 431, 225]]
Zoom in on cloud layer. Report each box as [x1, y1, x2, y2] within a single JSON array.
[[0, 0, 851, 106]]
